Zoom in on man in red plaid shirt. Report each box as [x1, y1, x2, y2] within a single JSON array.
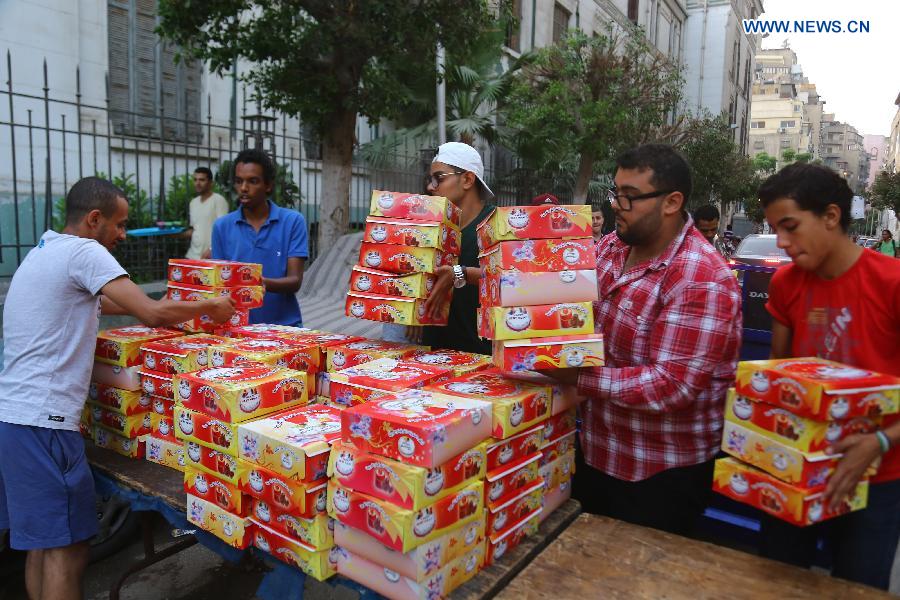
[[554, 144, 742, 536]]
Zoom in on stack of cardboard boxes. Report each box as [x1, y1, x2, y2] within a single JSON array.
[[166, 258, 264, 332]]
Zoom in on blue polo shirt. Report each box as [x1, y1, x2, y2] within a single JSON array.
[[211, 201, 309, 326]]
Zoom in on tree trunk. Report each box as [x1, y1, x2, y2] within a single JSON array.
[[573, 150, 595, 205], [318, 109, 356, 257]]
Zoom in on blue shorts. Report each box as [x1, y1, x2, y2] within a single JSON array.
[[0, 422, 98, 550]]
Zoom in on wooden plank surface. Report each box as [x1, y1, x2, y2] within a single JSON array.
[[86, 443, 185, 512], [496, 513, 888, 600]]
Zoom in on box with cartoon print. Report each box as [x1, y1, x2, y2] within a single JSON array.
[[92, 425, 145, 458], [348, 266, 437, 299], [95, 326, 182, 367], [186, 493, 253, 549], [485, 453, 542, 510], [237, 460, 328, 518], [484, 510, 539, 566], [184, 466, 250, 516], [139, 370, 175, 400], [151, 410, 177, 443], [328, 440, 487, 511], [492, 334, 605, 371], [226, 324, 315, 339], [363, 217, 461, 253], [713, 457, 868, 526], [88, 381, 150, 416], [91, 361, 142, 391], [88, 403, 152, 438], [184, 442, 239, 484], [329, 358, 451, 409], [177, 308, 249, 334], [479, 269, 598, 308], [540, 479, 572, 522], [210, 337, 321, 374], [543, 407, 577, 444], [539, 449, 576, 490], [168, 258, 262, 287], [476, 205, 593, 251], [251, 521, 336, 580], [167, 281, 264, 309], [358, 242, 452, 276], [485, 480, 543, 538], [486, 425, 544, 473], [735, 358, 900, 420], [326, 339, 426, 372], [540, 430, 576, 467], [249, 499, 333, 550], [346, 292, 449, 326], [174, 405, 240, 455], [368, 190, 462, 228], [327, 480, 484, 553], [145, 436, 185, 471], [478, 302, 594, 341], [236, 405, 342, 481], [173, 364, 308, 423], [478, 237, 597, 272], [403, 349, 493, 380], [341, 389, 492, 468], [140, 335, 229, 374]]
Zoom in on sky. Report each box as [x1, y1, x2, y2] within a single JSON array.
[[757, 0, 898, 136]]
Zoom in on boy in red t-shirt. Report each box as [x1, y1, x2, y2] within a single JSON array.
[[758, 162, 900, 590]]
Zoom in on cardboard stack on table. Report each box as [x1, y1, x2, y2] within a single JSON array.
[[166, 258, 264, 333], [714, 357, 900, 526], [345, 191, 461, 326], [327, 357, 452, 410], [328, 387, 493, 598], [475, 205, 604, 371]]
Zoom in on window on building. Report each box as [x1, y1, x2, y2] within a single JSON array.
[[750, 121, 765, 128], [108, 0, 202, 142], [506, 0, 522, 52], [780, 139, 791, 148], [753, 140, 765, 149], [793, 105, 801, 112], [553, 3, 571, 43], [627, 0, 639, 22], [780, 120, 796, 128]]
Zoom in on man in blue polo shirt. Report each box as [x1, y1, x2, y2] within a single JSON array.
[[212, 149, 309, 325]]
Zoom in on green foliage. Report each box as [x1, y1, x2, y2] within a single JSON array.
[[781, 148, 796, 163], [752, 152, 777, 174], [215, 160, 301, 208], [794, 152, 812, 163], [869, 170, 900, 217], [160, 173, 196, 222]]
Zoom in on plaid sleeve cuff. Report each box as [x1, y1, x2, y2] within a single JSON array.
[[576, 366, 612, 400]]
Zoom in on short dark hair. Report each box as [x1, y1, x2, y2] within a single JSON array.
[[615, 144, 692, 210], [65, 177, 126, 225], [758, 163, 853, 231], [234, 148, 276, 184], [194, 167, 213, 180], [692, 204, 720, 223]]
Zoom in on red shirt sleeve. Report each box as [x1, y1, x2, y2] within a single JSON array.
[[765, 265, 793, 327]]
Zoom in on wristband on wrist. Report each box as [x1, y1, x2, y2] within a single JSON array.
[[875, 430, 891, 454]]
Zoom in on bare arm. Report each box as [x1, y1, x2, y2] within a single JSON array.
[[769, 319, 792, 359], [100, 277, 236, 328], [262, 257, 305, 294], [100, 294, 130, 316]]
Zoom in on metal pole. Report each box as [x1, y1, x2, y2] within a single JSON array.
[[436, 42, 447, 145]]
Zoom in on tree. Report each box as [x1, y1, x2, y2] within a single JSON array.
[[752, 152, 777, 174], [869, 170, 900, 217], [781, 148, 796, 164], [157, 1, 501, 251], [504, 29, 684, 203]]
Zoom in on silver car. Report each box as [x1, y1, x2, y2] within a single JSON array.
[[730, 235, 791, 332]]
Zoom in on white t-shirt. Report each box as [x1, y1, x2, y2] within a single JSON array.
[[0, 231, 127, 431], [187, 193, 230, 259]]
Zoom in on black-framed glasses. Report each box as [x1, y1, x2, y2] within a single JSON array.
[[607, 186, 674, 211], [425, 170, 464, 189]]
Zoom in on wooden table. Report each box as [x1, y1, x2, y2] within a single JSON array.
[[496, 513, 888, 599]]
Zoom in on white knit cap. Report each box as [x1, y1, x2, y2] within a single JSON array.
[[433, 142, 494, 198]]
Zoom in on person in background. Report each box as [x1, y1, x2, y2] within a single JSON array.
[[692, 204, 729, 258], [211, 149, 309, 326], [531, 193, 559, 206], [591, 201, 605, 243], [758, 163, 900, 591], [879, 229, 898, 257], [184, 167, 229, 259], [0, 177, 234, 600]]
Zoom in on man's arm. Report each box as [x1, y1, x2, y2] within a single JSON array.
[[262, 257, 305, 294], [100, 294, 129, 315], [100, 277, 236, 327], [769, 320, 792, 359]]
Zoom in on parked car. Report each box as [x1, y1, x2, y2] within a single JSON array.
[[729, 234, 791, 333]]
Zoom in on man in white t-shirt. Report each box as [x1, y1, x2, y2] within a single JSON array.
[[0, 177, 235, 600], [184, 167, 229, 259]]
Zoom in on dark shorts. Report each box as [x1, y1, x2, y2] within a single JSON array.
[[0, 422, 98, 550]]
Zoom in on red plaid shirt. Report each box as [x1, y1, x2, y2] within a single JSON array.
[[577, 219, 742, 481]]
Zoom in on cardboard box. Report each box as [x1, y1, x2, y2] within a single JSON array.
[[540, 430, 576, 467], [403, 349, 493, 379], [139, 370, 174, 400], [735, 358, 900, 420], [173, 405, 241, 456], [250, 500, 333, 550], [363, 217, 461, 253], [326, 339, 427, 372], [226, 324, 315, 339], [492, 334, 604, 371], [480, 269, 598, 308], [140, 335, 229, 374], [236, 460, 328, 518], [424, 371, 552, 440], [348, 266, 437, 299], [346, 292, 449, 326], [540, 479, 572, 523], [478, 302, 594, 341], [485, 512, 539, 566], [329, 358, 451, 409], [236, 405, 342, 482], [476, 205, 592, 250], [328, 440, 487, 510], [333, 518, 485, 582], [88, 382, 150, 416], [185, 441, 239, 484], [91, 361, 141, 391], [478, 237, 597, 273], [501, 369, 585, 416], [368, 190, 462, 228], [145, 435, 185, 471], [327, 480, 484, 553], [89, 403, 152, 438], [184, 466, 251, 516], [92, 426, 145, 459], [168, 258, 262, 287], [176, 308, 249, 335], [95, 326, 182, 367], [713, 457, 868, 526], [167, 281, 264, 309], [543, 408, 577, 444], [539, 449, 576, 490], [79, 405, 92, 437], [358, 242, 453, 276], [485, 480, 543, 538], [211, 337, 321, 374], [151, 396, 175, 417], [485, 453, 542, 509], [186, 493, 253, 549], [486, 425, 545, 474], [341, 389, 492, 468], [725, 389, 881, 453], [174, 364, 308, 423], [251, 521, 336, 580], [151, 411, 177, 443]]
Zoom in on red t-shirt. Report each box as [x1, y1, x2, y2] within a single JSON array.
[[767, 249, 900, 483]]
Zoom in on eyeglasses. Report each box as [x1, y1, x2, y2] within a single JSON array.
[[607, 186, 674, 211], [425, 170, 464, 189]]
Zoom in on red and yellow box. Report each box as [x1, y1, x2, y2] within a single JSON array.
[[236, 405, 342, 482], [543, 407, 577, 444], [346, 292, 449, 326], [177, 309, 249, 334], [492, 334, 604, 371], [485, 513, 539, 566], [89, 403, 152, 438], [485, 481, 543, 539], [735, 358, 900, 420], [502, 370, 584, 416], [476, 205, 592, 251], [174, 405, 240, 455], [540, 430, 576, 467], [478, 302, 594, 341], [168, 258, 262, 287], [145, 435, 185, 471], [250, 500, 333, 550], [185, 441, 239, 484], [251, 521, 336, 580], [237, 460, 328, 518], [211, 338, 321, 374], [487, 425, 544, 473], [479, 269, 598, 308], [369, 190, 461, 228], [478, 237, 597, 272], [348, 266, 437, 299], [485, 454, 542, 509], [424, 371, 552, 440], [539, 448, 576, 490], [326, 339, 426, 372], [88, 382, 150, 416], [726, 389, 881, 454], [167, 281, 264, 309], [139, 370, 174, 400], [328, 440, 487, 511], [140, 335, 228, 374], [329, 358, 451, 409], [151, 411, 177, 443], [186, 493, 253, 549], [363, 217, 461, 253], [226, 324, 315, 339], [91, 361, 142, 391], [404, 349, 493, 379], [341, 389, 492, 468], [713, 457, 868, 526], [327, 480, 483, 553], [184, 466, 251, 516], [95, 326, 182, 367], [358, 242, 453, 275], [174, 364, 308, 423], [541, 479, 572, 522], [92, 425, 145, 458]]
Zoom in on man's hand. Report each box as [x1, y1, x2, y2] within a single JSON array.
[[424, 265, 455, 320], [204, 296, 237, 324], [824, 433, 881, 511], [201, 248, 212, 259]]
